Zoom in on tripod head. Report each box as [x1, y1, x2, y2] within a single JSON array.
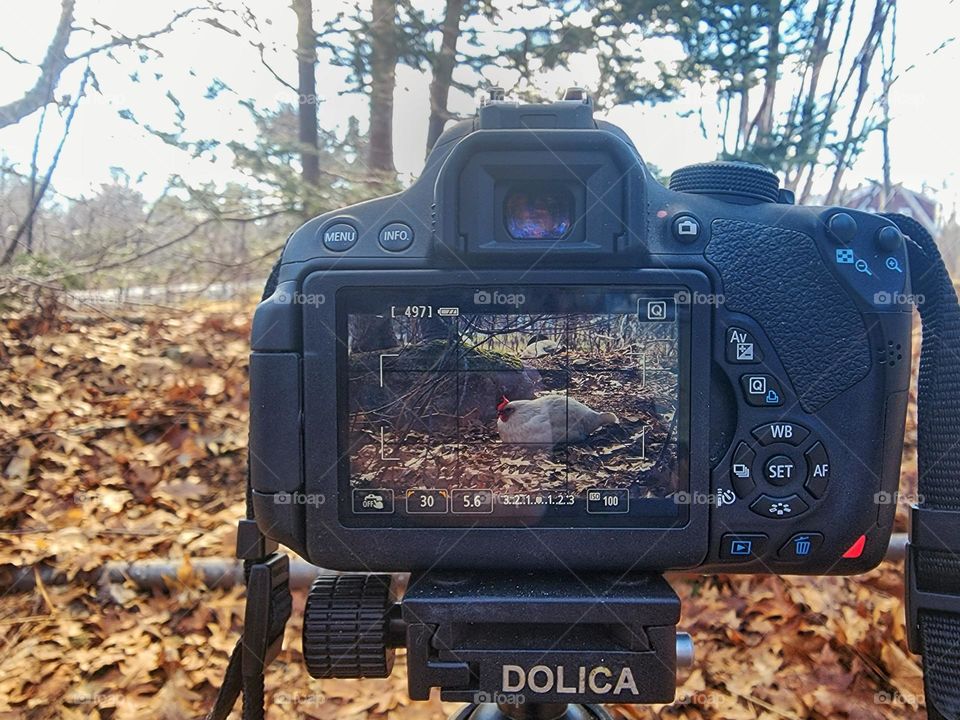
[[302, 570, 693, 714]]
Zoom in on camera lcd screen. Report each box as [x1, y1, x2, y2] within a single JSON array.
[[337, 286, 689, 528]]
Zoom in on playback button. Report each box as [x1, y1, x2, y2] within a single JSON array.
[[719, 533, 768, 560]]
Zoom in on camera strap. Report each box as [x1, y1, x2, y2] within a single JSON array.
[[883, 212, 960, 720], [205, 219, 960, 719]]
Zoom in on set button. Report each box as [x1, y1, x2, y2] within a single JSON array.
[[764, 455, 796, 486]]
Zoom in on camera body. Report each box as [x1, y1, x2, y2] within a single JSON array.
[[249, 95, 912, 576]]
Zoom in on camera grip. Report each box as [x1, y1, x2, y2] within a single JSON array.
[[705, 219, 871, 412]]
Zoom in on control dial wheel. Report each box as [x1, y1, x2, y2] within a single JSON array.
[[669, 161, 781, 203], [303, 573, 397, 679]]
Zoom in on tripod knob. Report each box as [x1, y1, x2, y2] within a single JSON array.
[[303, 573, 396, 678]]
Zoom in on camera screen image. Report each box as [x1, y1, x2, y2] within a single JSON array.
[[338, 286, 689, 527]]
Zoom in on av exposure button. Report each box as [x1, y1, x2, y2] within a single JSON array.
[[730, 442, 756, 497], [751, 422, 809, 446], [764, 455, 796, 486], [719, 533, 768, 560], [740, 374, 783, 406], [804, 442, 831, 498], [749, 493, 809, 518], [378, 222, 414, 251], [406, 489, 449, 514], [726, 327, 762, 363], [778, 532, 824, 561], [353, 488, 394, 513], [321, 221, 358, 251]]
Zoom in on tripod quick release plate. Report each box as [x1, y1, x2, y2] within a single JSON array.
[[402, 572, 682, 705]]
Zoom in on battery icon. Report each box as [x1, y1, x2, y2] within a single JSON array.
[[438, 307, 460, 317]]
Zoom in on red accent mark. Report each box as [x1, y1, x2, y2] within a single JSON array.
[[656, 209, 668, 218], [842, 534, 867, 559]]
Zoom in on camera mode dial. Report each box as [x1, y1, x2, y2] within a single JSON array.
[[669, 161, 780, 204], [303, 574, 397, 679]]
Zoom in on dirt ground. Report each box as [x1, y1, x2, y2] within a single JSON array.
[[0, 295, 925, 719]]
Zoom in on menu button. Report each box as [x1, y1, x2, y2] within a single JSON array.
[[322, 221, 358, 251]]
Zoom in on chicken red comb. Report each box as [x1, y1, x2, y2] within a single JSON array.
[[497, 395, 510, 412]]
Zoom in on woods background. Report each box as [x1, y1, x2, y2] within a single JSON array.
[[0, 1, 956, 718]]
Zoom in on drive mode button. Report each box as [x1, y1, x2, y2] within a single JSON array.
[[321, 221, 358, 251]]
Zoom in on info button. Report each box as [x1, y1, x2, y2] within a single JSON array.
[[379, 222, 414, 252]]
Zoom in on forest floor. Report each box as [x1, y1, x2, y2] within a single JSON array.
[[0, 292, 925, 719]]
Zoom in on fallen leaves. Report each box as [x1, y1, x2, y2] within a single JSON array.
[[0, 297, 927, 719]]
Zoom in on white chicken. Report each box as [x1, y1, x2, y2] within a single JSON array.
[[496, 394, 619, 446]]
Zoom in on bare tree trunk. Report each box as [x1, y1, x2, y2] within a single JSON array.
[[799, 0, 858, 204], [880, 1, 897, 209], [293, 0, 320, 189], [748, 1, 783, 144], [0, 0, 74, 129], [368, 0, 398, 175], [1, 65, 91, 266], [825, 0, 891, 204], [425, 0, 465, 154]]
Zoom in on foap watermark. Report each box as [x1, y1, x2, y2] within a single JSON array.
[[673, 489, 737, 507], [273, 691, 327, 705], [873, 290, 924, 307], [473, 289, 526, 307], [274, 290, 326, 307], [875, 690, 924, 708], [875, 490, 925, 506], [674, 290, 725, 307], [274, 492, 326, 507], [474, 691, 526, 705]]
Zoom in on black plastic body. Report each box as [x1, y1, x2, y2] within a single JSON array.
[[402, 571, 680, 704], [249, 98, 912, 576]]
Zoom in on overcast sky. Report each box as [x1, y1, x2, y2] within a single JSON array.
[[1, 0, 959, 216]]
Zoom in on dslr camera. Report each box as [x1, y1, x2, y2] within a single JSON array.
[[246, 90, 913, 713]]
